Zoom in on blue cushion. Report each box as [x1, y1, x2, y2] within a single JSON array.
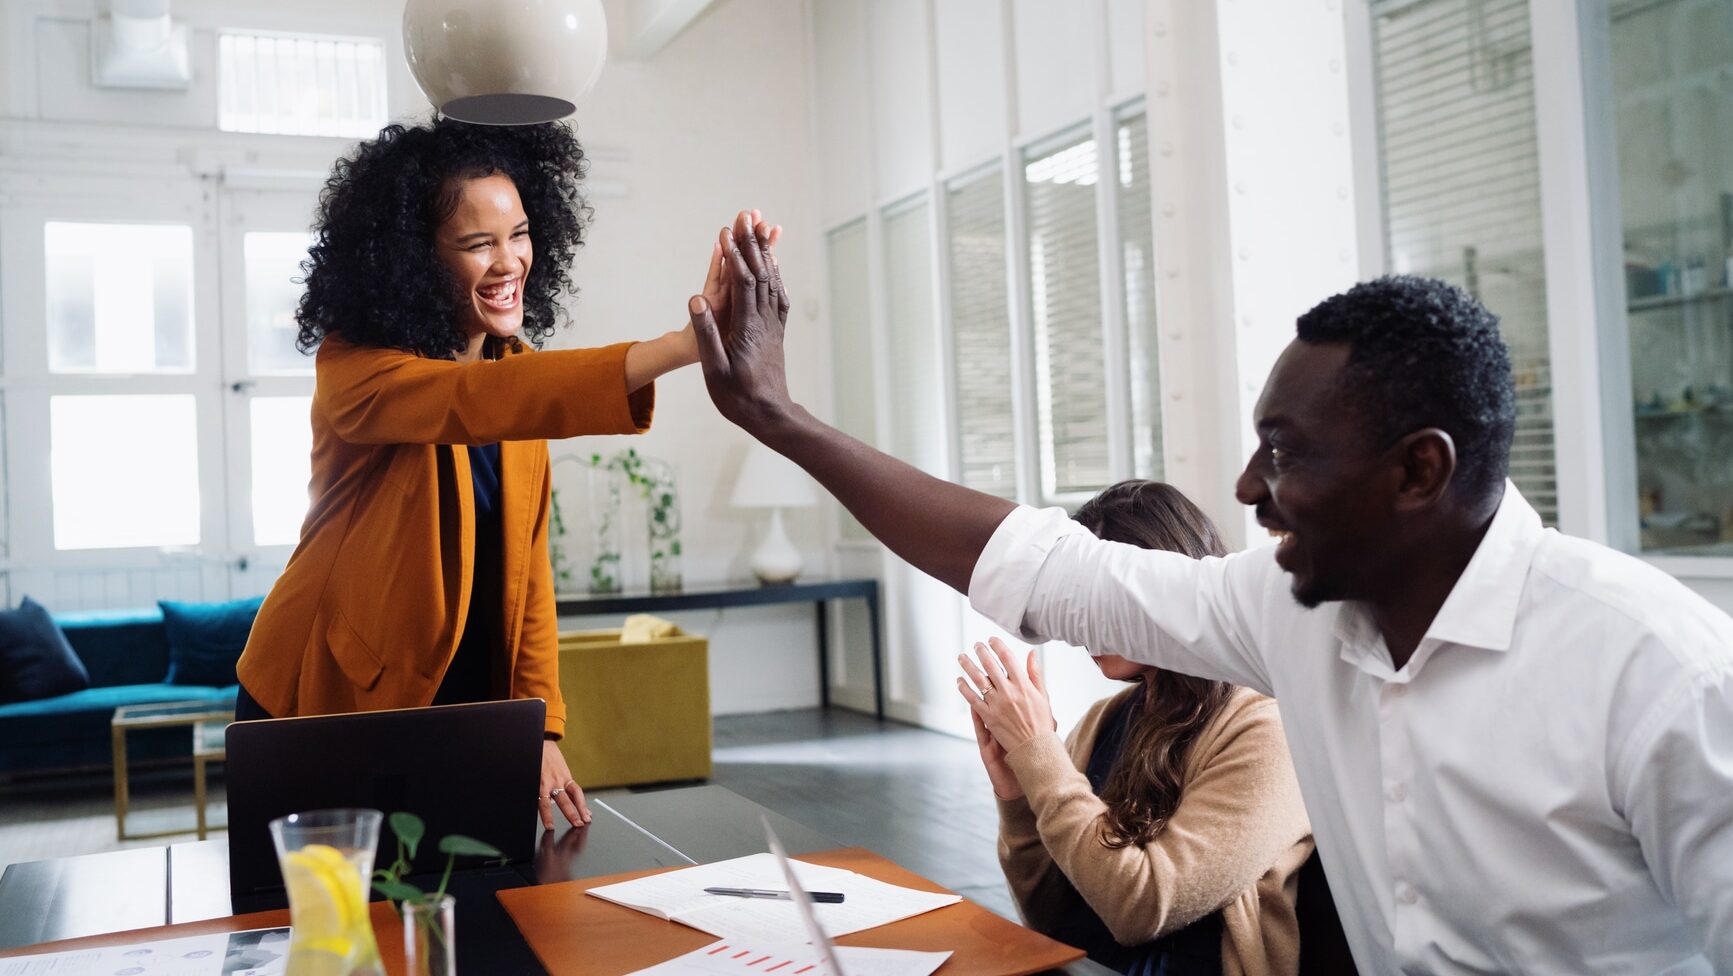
[[160, 597, 264, 687], [0, 682, 235, 723], [57, 607, 171, 688], [0, 596, 90, 705], [0, 684, 236, 773]]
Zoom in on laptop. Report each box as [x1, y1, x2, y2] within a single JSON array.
[[765, 817, 848, 976], [225, 698, 545, 901]]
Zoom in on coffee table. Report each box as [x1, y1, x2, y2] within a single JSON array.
[[110, 701, 235, 841]]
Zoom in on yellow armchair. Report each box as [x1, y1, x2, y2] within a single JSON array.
[[554, 627, 712, 788]]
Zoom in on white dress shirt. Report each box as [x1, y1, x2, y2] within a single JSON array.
[[969, 485, 1733, 974]]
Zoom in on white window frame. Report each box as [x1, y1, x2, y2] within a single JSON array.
[[1346, 0, 1733, 578], [0, 159, 326, 607], [0, 177, 230, 593], [217, 185, 322, 594]]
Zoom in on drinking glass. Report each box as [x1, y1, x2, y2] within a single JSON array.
[[269, 808, 386, 976]]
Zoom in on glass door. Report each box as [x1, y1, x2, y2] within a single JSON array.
[[1600, 0, 1733, 555], [0, 179, 230, 606], [217, 186, 320, 597]]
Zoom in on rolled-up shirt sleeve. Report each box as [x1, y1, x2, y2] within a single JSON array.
[[969, 505, 1275, 695], [1618, 664, 1733, 967]]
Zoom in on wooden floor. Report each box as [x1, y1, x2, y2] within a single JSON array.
[[0, 708, 1018, 920]]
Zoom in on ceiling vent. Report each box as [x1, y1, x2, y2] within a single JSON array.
[[92, 0, 191, 90]]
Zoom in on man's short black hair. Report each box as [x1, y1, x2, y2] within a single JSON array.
[[1295, 275, 1515, 505]]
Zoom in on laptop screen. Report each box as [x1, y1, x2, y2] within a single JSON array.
[[224, 699, 544, 898]]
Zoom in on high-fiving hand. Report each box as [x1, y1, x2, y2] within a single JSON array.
[[690, 209, 794, 435], [699, 209, 781, 334]]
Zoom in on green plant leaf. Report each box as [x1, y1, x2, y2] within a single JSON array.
[[390, 812, 426, 859], [373, 878, 424, 902], [438, 834, 504, 859]]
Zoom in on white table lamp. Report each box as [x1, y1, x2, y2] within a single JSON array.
[[403, 0, 608, 125], [731, 443, 819, 584]]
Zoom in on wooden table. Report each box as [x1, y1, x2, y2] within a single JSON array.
[[499, 847, 1084, 976], [0, 784, 1111, 976], [557, 577, 886, 718]]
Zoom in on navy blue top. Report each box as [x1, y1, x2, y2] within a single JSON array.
[[434, 444, 503, 706], [1057, 685, 1223, 976]]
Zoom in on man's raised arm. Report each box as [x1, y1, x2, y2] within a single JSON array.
[[690, 211, 1015, 594]]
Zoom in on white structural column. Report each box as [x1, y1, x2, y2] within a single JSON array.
[[1143, 0, 1362, 547]]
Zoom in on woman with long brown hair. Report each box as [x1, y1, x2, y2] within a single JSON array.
[[958, 480, 1312, 976]]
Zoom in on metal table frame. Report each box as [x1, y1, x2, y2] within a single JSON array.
[[556, 577, 885, 719], [109, 702, 235, 841]]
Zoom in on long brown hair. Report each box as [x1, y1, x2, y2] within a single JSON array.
[[1073, 480, 1235, 849]]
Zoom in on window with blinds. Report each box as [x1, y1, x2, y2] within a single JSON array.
[[218, 31, 389, 137], [1371, 0, 1559, 524], [945, 168, 1017, 499], [1117, 110, 1164, 481], [882, 200, 945, 478], [826, 221, 875, 542], [1025, 129, 1112, 501]]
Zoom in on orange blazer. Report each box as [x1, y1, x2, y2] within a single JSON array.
[[236, 334, 654, 737]]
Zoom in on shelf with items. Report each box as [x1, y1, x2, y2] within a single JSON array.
[[1628, 286, 1733, 314], [1632, 384, 1733, 420], [1633, 403, 1733, 420]]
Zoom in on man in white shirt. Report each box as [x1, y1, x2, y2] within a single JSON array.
[[690, 212, 1733, 973]]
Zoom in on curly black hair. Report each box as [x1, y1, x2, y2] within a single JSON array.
[[1295, 275, 1516, 505], [295, 116, 590, 358]]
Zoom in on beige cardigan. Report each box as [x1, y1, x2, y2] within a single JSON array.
[[997, 685, 1312, 976]]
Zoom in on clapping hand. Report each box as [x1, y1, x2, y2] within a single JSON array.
[[690, 209, 794, 434], [957, 637, 1056, 757]]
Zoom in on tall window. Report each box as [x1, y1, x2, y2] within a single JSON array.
[[945, 168, 1017, 499], [882, 199, 944, 478], [218, 31, 388, 138], [43, 222, 202, 551], [1372, 0, 1559, 524], [3, 187, 320, 608], [826, 220, 875, 542], [1603, 0, 1733, 554], [1117, 110, 1163, 481], [1025, 128, 1112, 501]]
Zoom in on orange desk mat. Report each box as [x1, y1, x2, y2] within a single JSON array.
[[0, 901, 407, 972], [496, 846, 1085, 976]]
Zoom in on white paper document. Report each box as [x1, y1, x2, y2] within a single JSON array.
[[588, 853, 962, 946], [626, 940, 951, 976], [0, 926, 289, 976]]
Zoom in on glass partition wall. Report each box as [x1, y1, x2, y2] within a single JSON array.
[[1604, 0, 1733, 555]]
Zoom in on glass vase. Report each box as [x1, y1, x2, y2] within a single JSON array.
[[587, 464, 623, 594], [268, 809, 385, 976], [401, 893, 456, 976], [643, 458, 683, 593]]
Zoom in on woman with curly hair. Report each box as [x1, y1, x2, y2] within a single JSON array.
[[958, 481, 1312, 976], [234, 117, 762, 829]]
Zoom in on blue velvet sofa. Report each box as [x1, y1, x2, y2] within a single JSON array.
[[0, 608, 240, 778]]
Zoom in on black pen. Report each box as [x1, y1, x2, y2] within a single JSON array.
[[704, 886, 845, 903]]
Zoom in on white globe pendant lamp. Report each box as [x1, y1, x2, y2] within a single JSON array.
[[402, 0, 609, 125]]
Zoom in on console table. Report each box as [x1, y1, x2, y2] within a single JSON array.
[[555, 577, 885, 719]]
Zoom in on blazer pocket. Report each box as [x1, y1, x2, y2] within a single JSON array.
[[326, 611, 384, 691]]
